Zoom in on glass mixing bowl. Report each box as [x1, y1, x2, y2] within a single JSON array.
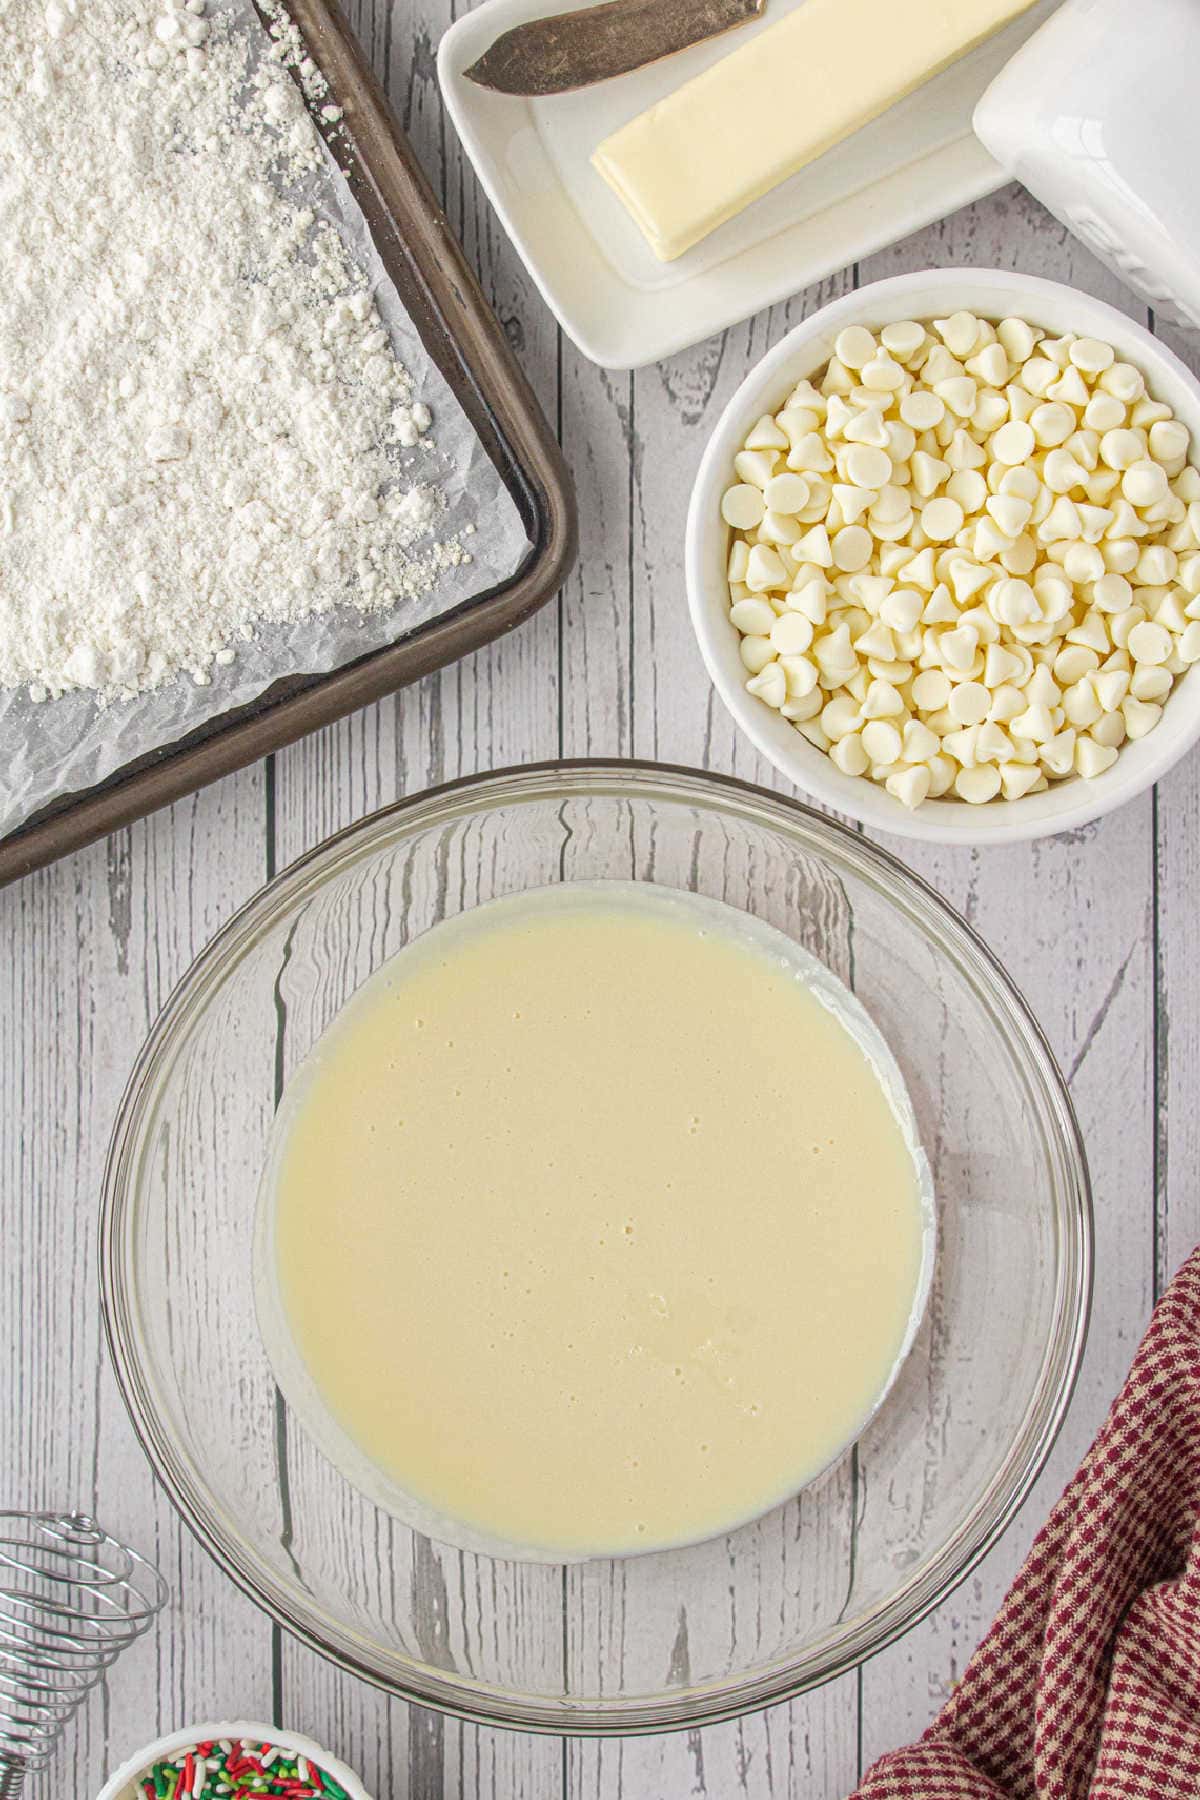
[[101, 761, 1091, 1734]]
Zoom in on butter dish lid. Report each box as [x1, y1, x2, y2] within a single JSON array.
[[974, 0, 1200, 328]]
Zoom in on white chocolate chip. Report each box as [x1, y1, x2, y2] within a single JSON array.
[[781, 655, 820, 699], [835, 325, 877, 370], [998, 317, 1037, 363], [1063, 543, 1106, 586], [831, 483, 876, 525], [921, 497, 964, 542], [986, 492, 1033, 538], [923, 588, 959, 627], [861, 718, 902, 764], [1055, 644, 1100, 685], [1100, 363, 1145, 404], [887, 765, 932, 810], [1178, 621, 1200, 664], [1150, 419, 1190, 465], [1093, 668, 1131, 712], [948, 681, 989, 725], [881, 320, 927, 360], [740, 635, 774, 674], [1041, 730, 1077, 776], [844, 444, 892, 490], [1127, 620, 1172, 666], [795, 524, 833, 567], [900, 390, 944, 431], [745, 545, 788, 592], [722, 484, 765, 530], [814, 623, 855, 680], [956, 764, 1001, 803], [861, 678, 904, 718], [1001, 761, 1042, 799], [745, 414, 789, 452], [935, 376, 977, 419], [940, 625, 979, 671], [821, 694, 863, 739], [1075, 735, 1119, 779], [1070, 337, 1115, 376], [1111, 607, 1145, 651], [991, 419, 1035, 466], [1123, 461, 1170, 508], [991, 578, 1037, 627], [902, 719, 939, 763], [937, 311, 982, 359], [730, 597, 775, 635], [1136, 544, 1177, 586], [975, 720, 1014, 764], [746, 663, 787, 708], [832, 525, 873, 573], [909, 667, 950, 710], [789, 578, 828, 625], [855, 620, 895, 660], [982, 643, 1023, 688], [831, 732, 870, 776], [1155, 590, 1189, 634], [1062, 679, 1102, 730], [1123, 697, 1163, 739], [862, 356, 905, 393], [1048, 367, 1090, 409], [770, 612, 814, 655], [1010, 701, 1055, 743], [763, 472, 811, 514]]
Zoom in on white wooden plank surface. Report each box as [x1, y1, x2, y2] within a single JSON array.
[[0, 781, 275, 1792], [852, 202, 1159, 1767], [1, 0, 1196, 1794]]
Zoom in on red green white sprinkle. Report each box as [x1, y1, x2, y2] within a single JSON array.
[[138, 1738, 350, 1799]]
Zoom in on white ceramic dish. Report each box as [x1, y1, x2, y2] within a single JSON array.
[[975, 0, 1200, 331], [96, 1721, 371, 1800], [686, 268, 1200, 846], [437, 0, 1059, 369]]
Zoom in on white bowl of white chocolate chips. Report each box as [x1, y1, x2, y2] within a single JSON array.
[[686, 269, 1200, 844]]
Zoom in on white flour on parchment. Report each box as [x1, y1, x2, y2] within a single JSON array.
[[0, 0, 529, 835]]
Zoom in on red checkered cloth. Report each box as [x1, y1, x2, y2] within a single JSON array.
[[853, 1246, 1200, 1800]]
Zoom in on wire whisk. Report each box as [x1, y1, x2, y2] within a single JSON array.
[[0, 1511, 166, 1795]]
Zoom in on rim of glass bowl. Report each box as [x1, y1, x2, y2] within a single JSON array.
[[100, 759, 1093, 1736]]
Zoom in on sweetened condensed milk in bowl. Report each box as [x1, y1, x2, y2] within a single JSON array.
[[255, 879, 934, 1562], [101, 761, 1091, 1730]]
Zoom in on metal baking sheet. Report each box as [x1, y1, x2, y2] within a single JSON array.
[[0, 0, 576, 886]]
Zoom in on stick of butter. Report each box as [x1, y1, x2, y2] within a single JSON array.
[[592, 0, 1038, 261]]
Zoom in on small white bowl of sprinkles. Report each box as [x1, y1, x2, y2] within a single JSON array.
[[686, 268, 1200, 844], [96, 1722, 371, 1800]]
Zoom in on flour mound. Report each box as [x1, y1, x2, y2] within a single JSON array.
[[0, 0, 463, 702]]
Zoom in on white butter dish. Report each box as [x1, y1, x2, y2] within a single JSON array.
[[439, 0, 1058, 368], [974, 0, 1200, 328]]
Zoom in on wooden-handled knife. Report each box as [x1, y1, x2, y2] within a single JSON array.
[[464, 0, 766, 97]]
